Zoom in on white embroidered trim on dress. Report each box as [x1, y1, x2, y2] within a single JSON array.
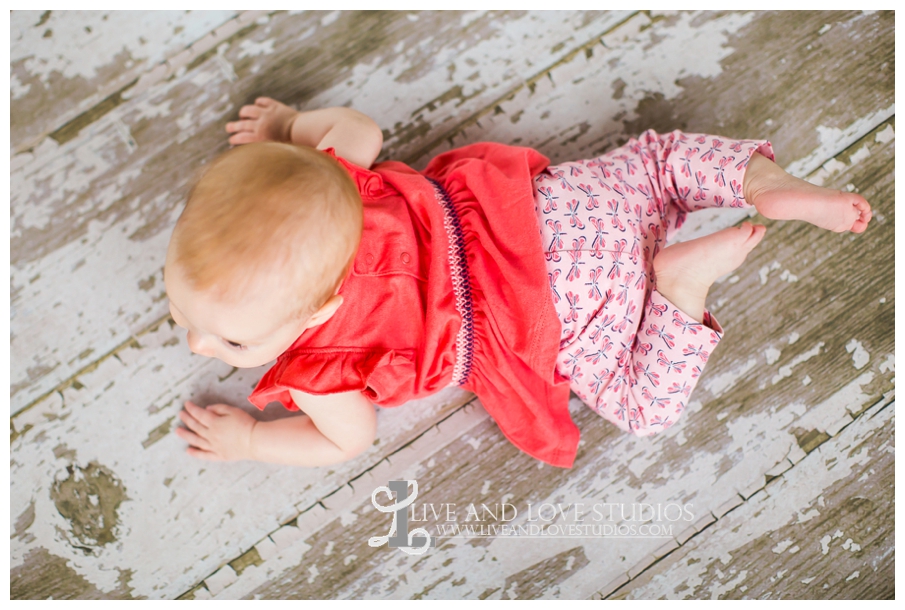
[[427, 178, 475, 386]]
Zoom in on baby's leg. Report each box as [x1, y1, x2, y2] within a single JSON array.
[[631, 130, 773, 242], [633, 130, 871, 237]]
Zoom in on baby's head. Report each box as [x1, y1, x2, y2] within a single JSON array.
[[165, 142, 362, 368]]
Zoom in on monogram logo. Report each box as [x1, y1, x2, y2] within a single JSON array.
[[368, 480, 435, 555]]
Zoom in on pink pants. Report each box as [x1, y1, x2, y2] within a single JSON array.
[[535, 130, 773, 434]]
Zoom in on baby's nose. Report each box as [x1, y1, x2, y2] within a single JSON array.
[[186, 330, 216, 358]]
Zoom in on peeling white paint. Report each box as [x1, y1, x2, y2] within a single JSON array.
[[212, 55, 238, 83], [320, 12, 340, 26], [238, 38, 276, 60], [621, 393, 891, 600], [794, 372, 874, 433], [848, 144, 871, 164], [338, 510, 358, 527], [874, 124, 894, 143], [771, 342, 824, 385], [796, 508, 820, 523], [462, 436, 482, 451], [844, 339, 870, 369], [9, 316, 466, 597], [785, 104, 895, 178], [765, 348, 782, 366], [11, 11, 235, 83], [805, 162, 837, 186], [779, 269, 798, 283], [841, 538, 861, 553], [771, 539, 794, 554], [878, 354, 894, 374], [703, 357, 757, 395], [11, 73, 31, 99]]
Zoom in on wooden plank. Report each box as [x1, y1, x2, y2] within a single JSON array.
[[607, 399, 894, 600], [9, 317, 474, 599], [195, 112, 895, 600], [415, 10, 894, 170], [10, 9, 633, 415], [10, 10, 238, 151]]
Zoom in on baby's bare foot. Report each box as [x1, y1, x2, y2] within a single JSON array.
[[225, 97, 299, 145], [654, 222, 766, 322], [745, 152, 872, 233]]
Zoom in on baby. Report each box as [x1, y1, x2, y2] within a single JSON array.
[[166, 97, 871, 468]]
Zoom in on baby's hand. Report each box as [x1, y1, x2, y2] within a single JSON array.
[[175, 401, 258, 461], [225, 97, 299, 145]]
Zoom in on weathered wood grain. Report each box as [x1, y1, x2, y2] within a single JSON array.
[[416, 11, 894, 171], [608, 398, 894, 600], [9, 316, 472, 599], [10, 10, 239, 151], [10, 9, 633, 415]]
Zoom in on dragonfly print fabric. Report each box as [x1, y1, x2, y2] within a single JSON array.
[[534, 130, 774, 434]]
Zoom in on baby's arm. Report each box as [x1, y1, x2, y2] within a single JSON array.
[[225, 97, 383, 168], [175, 390, 377, 467]]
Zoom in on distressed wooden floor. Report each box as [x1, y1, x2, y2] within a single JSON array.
[[10, 10, 894, 600]]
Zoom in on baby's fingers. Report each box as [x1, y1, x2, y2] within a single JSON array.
[[238, 104, 262, 120], [225, 119, 258, 134], [228, 132, 262, 146], [184, 401, 217, 427], [174, 426, 213, 452], [178, 407, 206, 434]]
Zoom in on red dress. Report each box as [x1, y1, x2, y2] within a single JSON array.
[[248, 143, 579, 468]]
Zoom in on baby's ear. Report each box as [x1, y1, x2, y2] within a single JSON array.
[[303, 295, 344, 329]]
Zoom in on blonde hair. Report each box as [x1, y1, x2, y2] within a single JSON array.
[[170, 142, 363, 318]]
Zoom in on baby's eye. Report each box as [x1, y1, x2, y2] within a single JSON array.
[[224, 339, 247, 350]]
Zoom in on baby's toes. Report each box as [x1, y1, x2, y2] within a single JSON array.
[[748, 223, 767, 247], [852, 204, 873, 233], [840, 196, 869, 233]]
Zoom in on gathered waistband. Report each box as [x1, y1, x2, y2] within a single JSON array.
[[427, 177, 475, 387]]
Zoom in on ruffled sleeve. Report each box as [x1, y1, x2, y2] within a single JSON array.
[[321, 147, 390, 199], [248, 347, 417, 411]]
